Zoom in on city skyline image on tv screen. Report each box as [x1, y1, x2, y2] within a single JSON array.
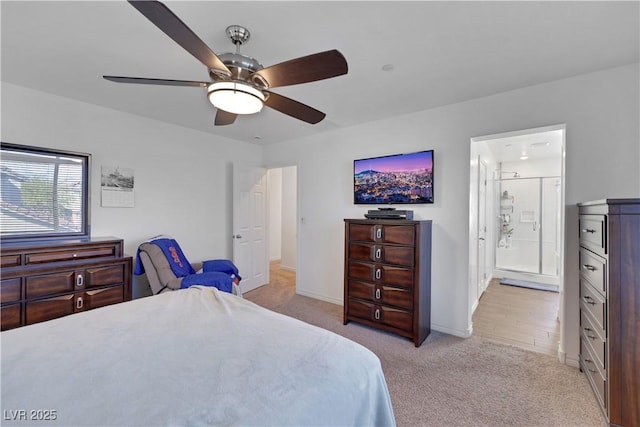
[[354, 150, 434, 204]]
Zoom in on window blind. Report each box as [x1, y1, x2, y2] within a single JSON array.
[[1, 144, 89, 239]]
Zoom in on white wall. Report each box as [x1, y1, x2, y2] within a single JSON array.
[[1, 82, 263, 298], [263, 63, 640, 363], [500, 158, 561, 178], [280, 166, 297, 271], [267, 168, 282, 261], [267, 166, 296, 271]]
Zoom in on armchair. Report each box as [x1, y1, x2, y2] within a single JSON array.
[[136, 237, 242, 297]]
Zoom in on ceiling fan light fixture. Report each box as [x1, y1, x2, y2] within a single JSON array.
[[207, 81, 265, 115], [106, 3, 348, 125]]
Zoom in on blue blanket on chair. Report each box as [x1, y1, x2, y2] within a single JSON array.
[[181, 271, 233, 293], [203, 259, 241, 281], [134, 238, 195, 277]]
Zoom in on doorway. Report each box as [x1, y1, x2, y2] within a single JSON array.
[[469, 124, 565, 356], [267, 166, 298, 290]]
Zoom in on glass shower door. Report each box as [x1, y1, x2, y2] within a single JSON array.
[[541, 177, 560, 276], [495, 178, 541, 274]]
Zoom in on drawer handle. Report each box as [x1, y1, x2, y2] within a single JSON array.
[[582, 264, 596, 271], [375, 288, 381, 300], [582, 228, 596, 234], [76, 296, 84, 310], [584, 358, 597, 373], [583, 295, 596, 305], [584, 328, 597, 340], [76, 274, 84, 287], [375, 248, 382, 260], [374, 308, 381, 320], [375, 228, 382, 240], [375, 269, 381, 280]]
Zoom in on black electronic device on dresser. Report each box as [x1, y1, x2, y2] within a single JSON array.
[[577, 199, 640, 427], [0, 237, 132, 331], [365, 209, 414, 220], [343, 218, 432, 347]]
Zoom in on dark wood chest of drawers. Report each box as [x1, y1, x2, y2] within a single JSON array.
[[1, 237, 132, 331], [343, 219, 432, 347], [578, 199, 640, 427]]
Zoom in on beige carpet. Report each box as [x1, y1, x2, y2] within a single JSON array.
[[245, 278, 605, 427]]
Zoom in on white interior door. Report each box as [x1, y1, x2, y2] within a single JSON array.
[[233, 163, 267, 293]]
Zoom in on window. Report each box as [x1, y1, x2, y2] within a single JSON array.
[[1, 142, 91, 241]]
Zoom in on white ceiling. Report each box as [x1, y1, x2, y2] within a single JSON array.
[[483, 128, 564, 163], [2, 1, 638, 146]]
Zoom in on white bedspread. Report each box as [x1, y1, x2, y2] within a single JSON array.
[[1, 287, 395, 426]]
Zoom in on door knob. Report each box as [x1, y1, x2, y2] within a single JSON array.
[[233, 234, 242, 239]]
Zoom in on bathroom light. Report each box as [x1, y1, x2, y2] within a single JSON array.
[[207, 81, 265, 115], [520, 155, 529, 160]]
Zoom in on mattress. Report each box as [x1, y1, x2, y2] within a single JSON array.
[[0, 286, 395, 426]]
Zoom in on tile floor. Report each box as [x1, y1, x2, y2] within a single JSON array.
[[472, 278, 561, 356]]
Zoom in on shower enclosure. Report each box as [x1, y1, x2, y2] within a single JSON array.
[[495, 176, 561, 284]]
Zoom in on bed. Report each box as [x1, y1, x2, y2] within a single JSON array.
[[0, 286, 396, 426]]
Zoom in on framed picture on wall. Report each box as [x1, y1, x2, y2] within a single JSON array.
[[101, 166, 134, 208]]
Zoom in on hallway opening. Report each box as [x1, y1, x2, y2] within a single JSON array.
[[267, 166, 298, 290]]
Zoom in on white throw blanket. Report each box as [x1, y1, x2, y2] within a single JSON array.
[[1, 287, 396, 426]]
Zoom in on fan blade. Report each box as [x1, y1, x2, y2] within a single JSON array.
[[103, 76, 208, 87], [215, 109, 237, 126], [264, 91, 326, 124], [252, 50, 347, 88], [128, 1, 231, 76]]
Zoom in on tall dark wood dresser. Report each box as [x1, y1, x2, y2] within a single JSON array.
[[343, 219, 432, 347], [578, 199, 640, 427], [1, 237, 132, 331]]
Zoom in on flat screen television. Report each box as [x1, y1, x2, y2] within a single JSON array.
[[354, 150, 434, 205]]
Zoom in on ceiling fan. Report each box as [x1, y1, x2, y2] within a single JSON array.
[[103, 1, 348, 126]]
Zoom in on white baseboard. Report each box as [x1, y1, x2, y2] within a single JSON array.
[[432, 323, 472, 338], [296, 289, 342, 306], [269, 258, 296, 272], [563, 353, 580, 368]]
